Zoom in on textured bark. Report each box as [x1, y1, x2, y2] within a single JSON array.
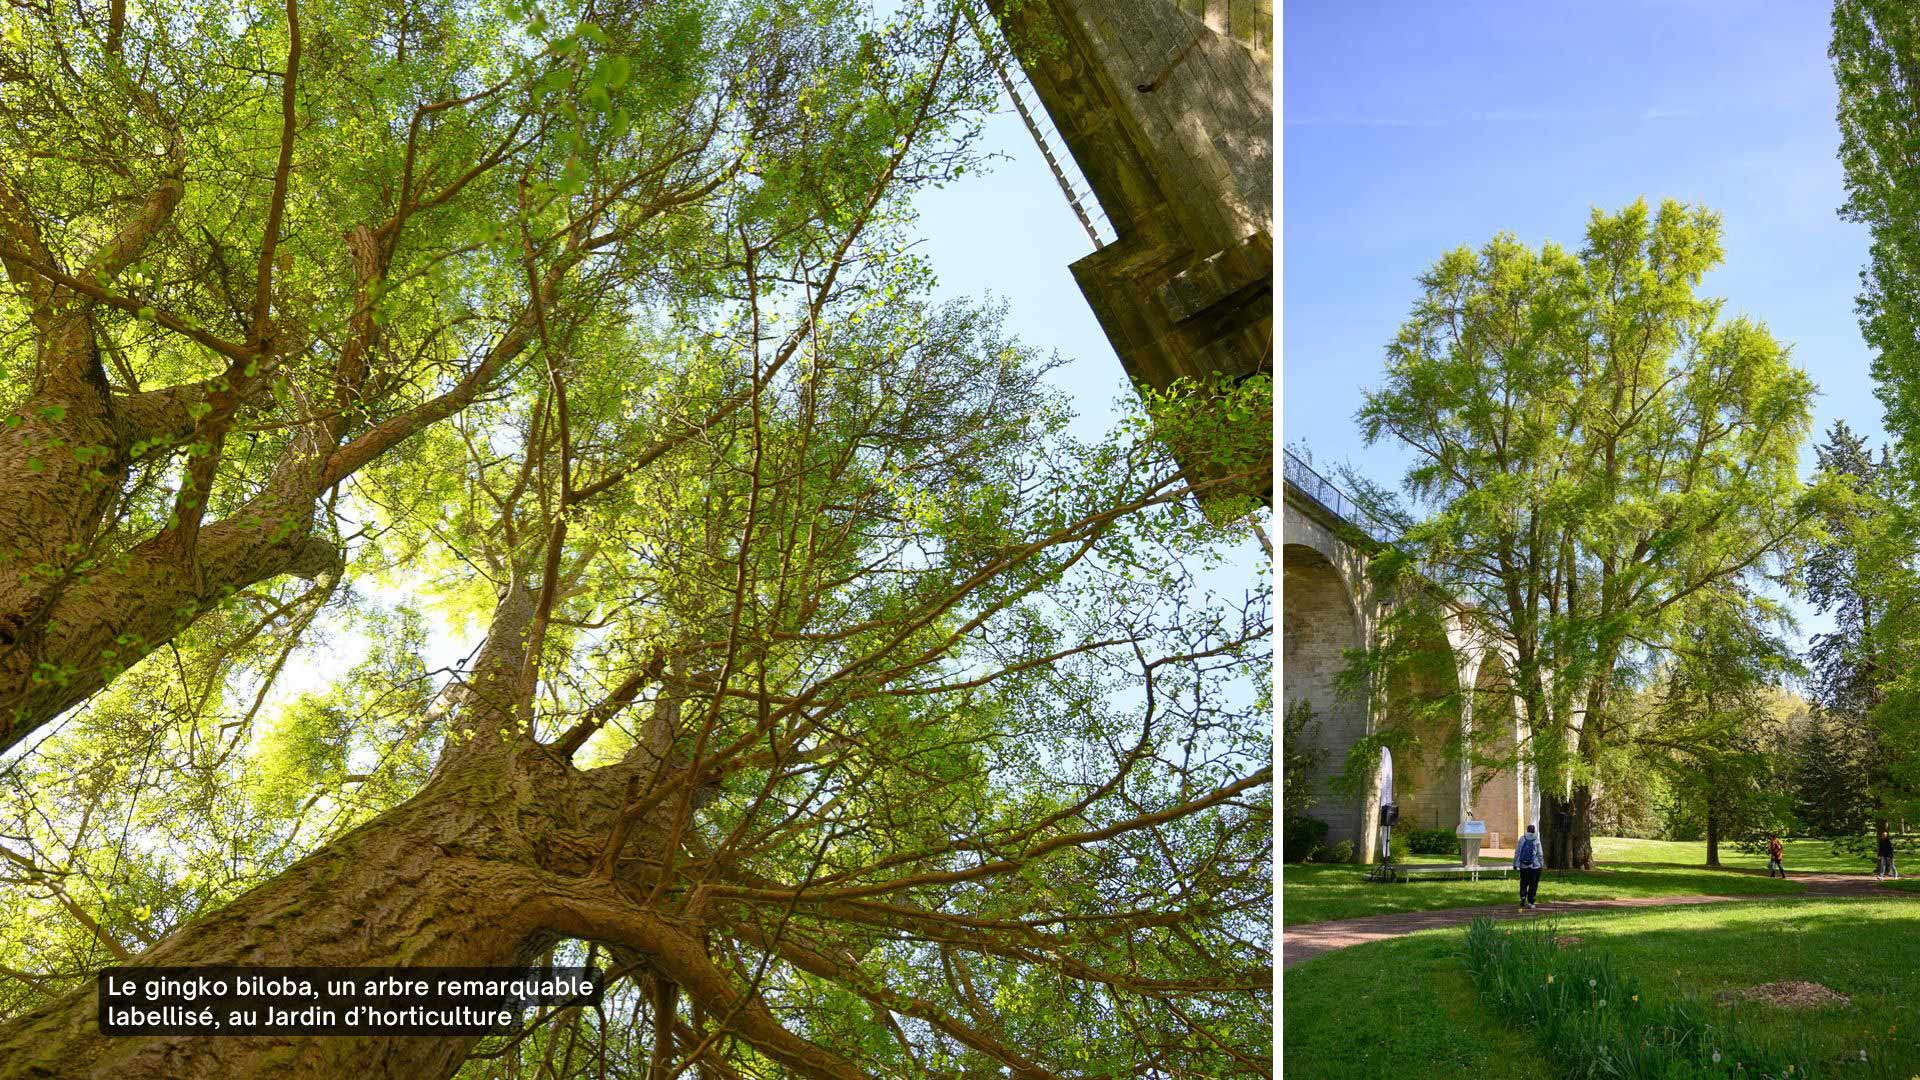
[[1542, 786, 1594, 870], [0, 378, 128, 646], [0, 272, 340, 750], [0, 478, 340, 753], [0, 140, 545, 753], [0, 726, 871, 1080], [1, 155, 189, 664], [0, 302, 539, 748], [535, 894, 871, 1080], [0, 279, 353, 751], [0, 741, 647, 1079], [0, 587, 872, 1080], [0, 283, 328, 748]]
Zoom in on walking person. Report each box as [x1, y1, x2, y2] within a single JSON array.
[[1878, 828, 1897, 879], [1767, 834, 1786, 878], [1514, 823, 1544, 910]]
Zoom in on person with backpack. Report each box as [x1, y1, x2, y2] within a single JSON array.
[[1514, 823, 1544, 910], [1766, 834, 1786, 878]]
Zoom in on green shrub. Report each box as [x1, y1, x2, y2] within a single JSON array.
[[1408, 827, 1456, 855], [1832, 831, 1916, 862], [1282, 700, 1326, 821], [1284, 815, 1329, 863], [1389, 828, 1410, 864], [1461, 918, 1830, 1078], [1324, 839, 1354, 864]]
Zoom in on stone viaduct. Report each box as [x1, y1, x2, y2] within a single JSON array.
[[975, 3, 1501, 861], [984, 0, 1273, 492], [1282, 451, 1539, 862]]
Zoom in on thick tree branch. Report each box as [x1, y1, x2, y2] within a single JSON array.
[[536, 889, 875, 1080]]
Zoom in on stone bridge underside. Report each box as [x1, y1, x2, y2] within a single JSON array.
[[1282, 459, 1537, 862]]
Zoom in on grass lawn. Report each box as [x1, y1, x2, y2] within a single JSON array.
[[1593, 835, 1883, 875], [1284, 897, 1920, 1077], [1283, 923, 1550, 1079], [1284, 840, 1804, 927]]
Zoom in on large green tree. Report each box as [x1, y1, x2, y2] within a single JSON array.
[[1829, 1, 1920, 830], [1834, 0, 1920, 469], [1800, 422, 1920, 832], [1356, 199, 1817, 869], [1628, 609, 1798, 866]]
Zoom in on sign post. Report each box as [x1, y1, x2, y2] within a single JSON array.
[[1456, 813, 1488, 879], [1378, 747, 1396, 864]]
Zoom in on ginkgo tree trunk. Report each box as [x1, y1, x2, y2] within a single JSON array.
[[0, 3, 1272, 1075], [0, 578, 864, 1079]]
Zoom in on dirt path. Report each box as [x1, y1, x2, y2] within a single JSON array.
[[1282, 872, 1904, 969]]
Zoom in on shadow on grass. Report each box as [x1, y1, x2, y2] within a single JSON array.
[[1553, 901, 1920, 1073], [1284, 860, 1804, 926], [1286, 897, 1920, 1078], [1284, 929, 1549, 1079], [1587, 860, 1866, 878]]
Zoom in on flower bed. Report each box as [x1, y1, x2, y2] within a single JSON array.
[[1460, 917, 1842, 1078]]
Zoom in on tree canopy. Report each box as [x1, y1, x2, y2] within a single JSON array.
[[1835, 0, 1920, 475], [1354, 198, 1817, 869], [1826, 0, 1920, 834]]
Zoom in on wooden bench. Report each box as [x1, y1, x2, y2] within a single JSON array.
[[1366, 862, 1512, 884]]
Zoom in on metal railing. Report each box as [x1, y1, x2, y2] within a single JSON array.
[[967, 13, 1118, 250], [1283, 449, 1397, 544]]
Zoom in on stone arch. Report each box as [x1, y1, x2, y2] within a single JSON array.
[[1386, 606, 1465, 836], [1465, 647, 1526, 849], [1281, 542, 1368, 850]]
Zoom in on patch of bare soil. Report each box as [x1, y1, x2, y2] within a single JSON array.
[[1715, 981, 1851, 1009], [1553, 935, 1584, 946]]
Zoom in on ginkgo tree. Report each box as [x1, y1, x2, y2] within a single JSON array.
[[1353, 200, 1818, 870], [0, 0, 1273, 1077]]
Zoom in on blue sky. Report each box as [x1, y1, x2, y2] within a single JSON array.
[[916, 110, 1129, 436], [1284, 0, 1877, 646], [915, 88, 1267, 621]]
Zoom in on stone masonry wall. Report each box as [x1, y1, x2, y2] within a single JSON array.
[[1282, 543, 1367, 850], [990, 0, 1272, 495]]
